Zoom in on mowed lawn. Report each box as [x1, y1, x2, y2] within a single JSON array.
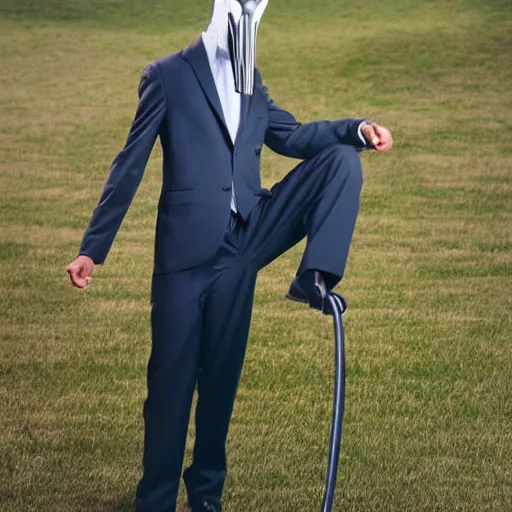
[[1, 0, 511, 510]]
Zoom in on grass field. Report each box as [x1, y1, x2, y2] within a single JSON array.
[[1, 0, 511, 510]]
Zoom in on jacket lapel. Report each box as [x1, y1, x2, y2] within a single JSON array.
[[234, 94, 250, 148], [182, 36, 264, 150], [182, 37, 231, 142], [236, 87, 265, 150]]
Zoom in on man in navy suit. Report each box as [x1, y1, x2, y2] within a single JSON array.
[[67, 1, 392, 510]]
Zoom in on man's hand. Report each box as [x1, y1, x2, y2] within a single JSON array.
[[361, 122, 393, 152], [66, 255, 95, 289]]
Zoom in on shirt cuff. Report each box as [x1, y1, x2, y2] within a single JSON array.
[[357, 119, 373, 149]]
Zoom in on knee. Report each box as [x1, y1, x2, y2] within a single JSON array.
[[319, 144, 363, 187], [324, 143, 361, 167]]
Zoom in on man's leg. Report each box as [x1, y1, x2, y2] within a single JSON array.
[[183, 226, 258, 508], [136, 269, 210, 512], [249, 143, 363, 282], [183, 144, 363, 504]]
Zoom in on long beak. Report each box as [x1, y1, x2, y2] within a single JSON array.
[[228, 13, 259, 95], [227, 0, 268, 95]]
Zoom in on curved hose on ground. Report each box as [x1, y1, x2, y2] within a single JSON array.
[[321, 293, 346, 512]]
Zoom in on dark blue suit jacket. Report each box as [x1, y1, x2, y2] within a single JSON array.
[[78, 37, 367, 274]]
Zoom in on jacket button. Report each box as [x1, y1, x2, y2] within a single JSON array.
[[222, 186, 232, 191]]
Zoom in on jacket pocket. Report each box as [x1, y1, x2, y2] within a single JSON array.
[[160, 189, 195, 206]]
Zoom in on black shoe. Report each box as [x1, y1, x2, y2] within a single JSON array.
[[190, 499, 222, 512], [286, 270, 347, 315]]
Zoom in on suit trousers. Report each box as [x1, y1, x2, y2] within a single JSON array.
[[135, 144, 363, 511]]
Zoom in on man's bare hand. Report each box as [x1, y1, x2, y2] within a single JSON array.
[[362, 122, 393, 152], [67, 255, 95, 289]]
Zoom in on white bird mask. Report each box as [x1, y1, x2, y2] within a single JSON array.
[[206, 0, 270, 95]]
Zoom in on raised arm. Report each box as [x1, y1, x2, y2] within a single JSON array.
[[255, 70, 370, 160]]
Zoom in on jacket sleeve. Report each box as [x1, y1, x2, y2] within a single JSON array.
[[255, 69, 369, 160], [77, 63, 166, 264]]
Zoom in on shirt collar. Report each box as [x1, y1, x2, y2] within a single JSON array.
[[203, 31, 231, 63], [204, 4, 230, 61]]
